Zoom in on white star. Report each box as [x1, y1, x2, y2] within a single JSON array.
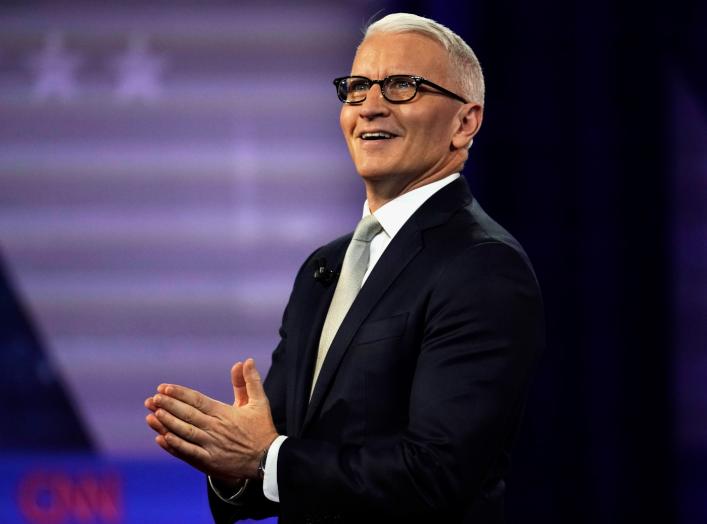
[[113, 35, 166, 103], [28, 32, 82, 102]]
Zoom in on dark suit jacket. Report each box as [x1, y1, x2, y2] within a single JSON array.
[[209, 177, 545, 524]]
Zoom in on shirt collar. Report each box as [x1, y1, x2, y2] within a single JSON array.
[[362, 173, 461, 239]]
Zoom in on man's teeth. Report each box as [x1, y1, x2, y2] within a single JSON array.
[[361, 132, 394, 140]]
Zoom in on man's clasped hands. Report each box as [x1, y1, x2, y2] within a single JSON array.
[[144, 358, 279, 488]]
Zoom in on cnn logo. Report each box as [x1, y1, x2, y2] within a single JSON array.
[[17, 470, 122, 524]]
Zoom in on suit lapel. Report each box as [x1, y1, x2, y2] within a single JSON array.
[[288, 241, 348, 436], [303, 223, 423, 431], [300, 177, 474, 432]]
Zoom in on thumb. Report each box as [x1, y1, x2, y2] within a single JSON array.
[[231, 361, 248, 407], [243, 358, 267, 404]]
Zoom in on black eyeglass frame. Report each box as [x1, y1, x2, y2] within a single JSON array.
[[333, 75, 468, 105]]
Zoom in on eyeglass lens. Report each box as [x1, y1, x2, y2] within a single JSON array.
[[339, 76, 417, 103]]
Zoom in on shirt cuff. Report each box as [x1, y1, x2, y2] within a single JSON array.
[[263, 435, 287, 502]]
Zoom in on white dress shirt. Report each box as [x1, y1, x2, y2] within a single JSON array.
[[211, 173, 461, 505]]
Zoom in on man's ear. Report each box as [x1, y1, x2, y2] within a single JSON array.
[[451, 104, 483, 150]]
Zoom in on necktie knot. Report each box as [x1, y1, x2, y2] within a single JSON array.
[[353, 214, 382, 242]]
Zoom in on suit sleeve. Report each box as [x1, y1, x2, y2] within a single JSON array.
[[276, 241, 544, 519]]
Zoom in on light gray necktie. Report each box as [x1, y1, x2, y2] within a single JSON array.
[[310, 214, 383, 395]]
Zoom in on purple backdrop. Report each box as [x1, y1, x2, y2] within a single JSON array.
[[671, 69, 707, 521], [1, 1, 366, 455], [0, 2, 369, 522]]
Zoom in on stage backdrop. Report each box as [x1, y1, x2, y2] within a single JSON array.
[[0, 2, 369, 522], [2, 1, 705, 524]]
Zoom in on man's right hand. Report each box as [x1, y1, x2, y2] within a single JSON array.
[[144, 358, 279, 483]]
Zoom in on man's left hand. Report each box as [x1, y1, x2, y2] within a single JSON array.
[[145, 358, 278, 484]]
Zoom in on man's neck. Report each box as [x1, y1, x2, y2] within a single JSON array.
[[364, 170, 458, 213]]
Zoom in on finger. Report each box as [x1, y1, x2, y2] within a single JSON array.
[[145, 396, 158, 412], [146, 413, 168, 435], [155, 434, 176, 454], [152, 393, 212, 428], [243, 358, 267, 403], [155, 407, 209, 445], [159, 432, 211, 470], [232, 361, 248, 407], [155, 434, 193, 463], [158, 384, 219, 416]]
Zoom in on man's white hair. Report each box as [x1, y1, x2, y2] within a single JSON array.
[[364, 13, 485, 106]]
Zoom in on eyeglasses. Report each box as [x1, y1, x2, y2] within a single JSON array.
[[333, 74, 467, 104]]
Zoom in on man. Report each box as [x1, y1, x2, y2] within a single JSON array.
[[145, 13, 544, 524]]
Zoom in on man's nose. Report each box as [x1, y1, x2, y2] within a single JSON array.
[[359, 83, 389, 119]]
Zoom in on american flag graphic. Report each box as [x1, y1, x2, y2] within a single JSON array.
[[0, 1, 370, 457]]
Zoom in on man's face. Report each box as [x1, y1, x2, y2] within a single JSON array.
[[340, 32, 467, 191]]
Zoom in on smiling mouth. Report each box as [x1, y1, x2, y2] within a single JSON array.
[[360, 132, 396, 141]]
